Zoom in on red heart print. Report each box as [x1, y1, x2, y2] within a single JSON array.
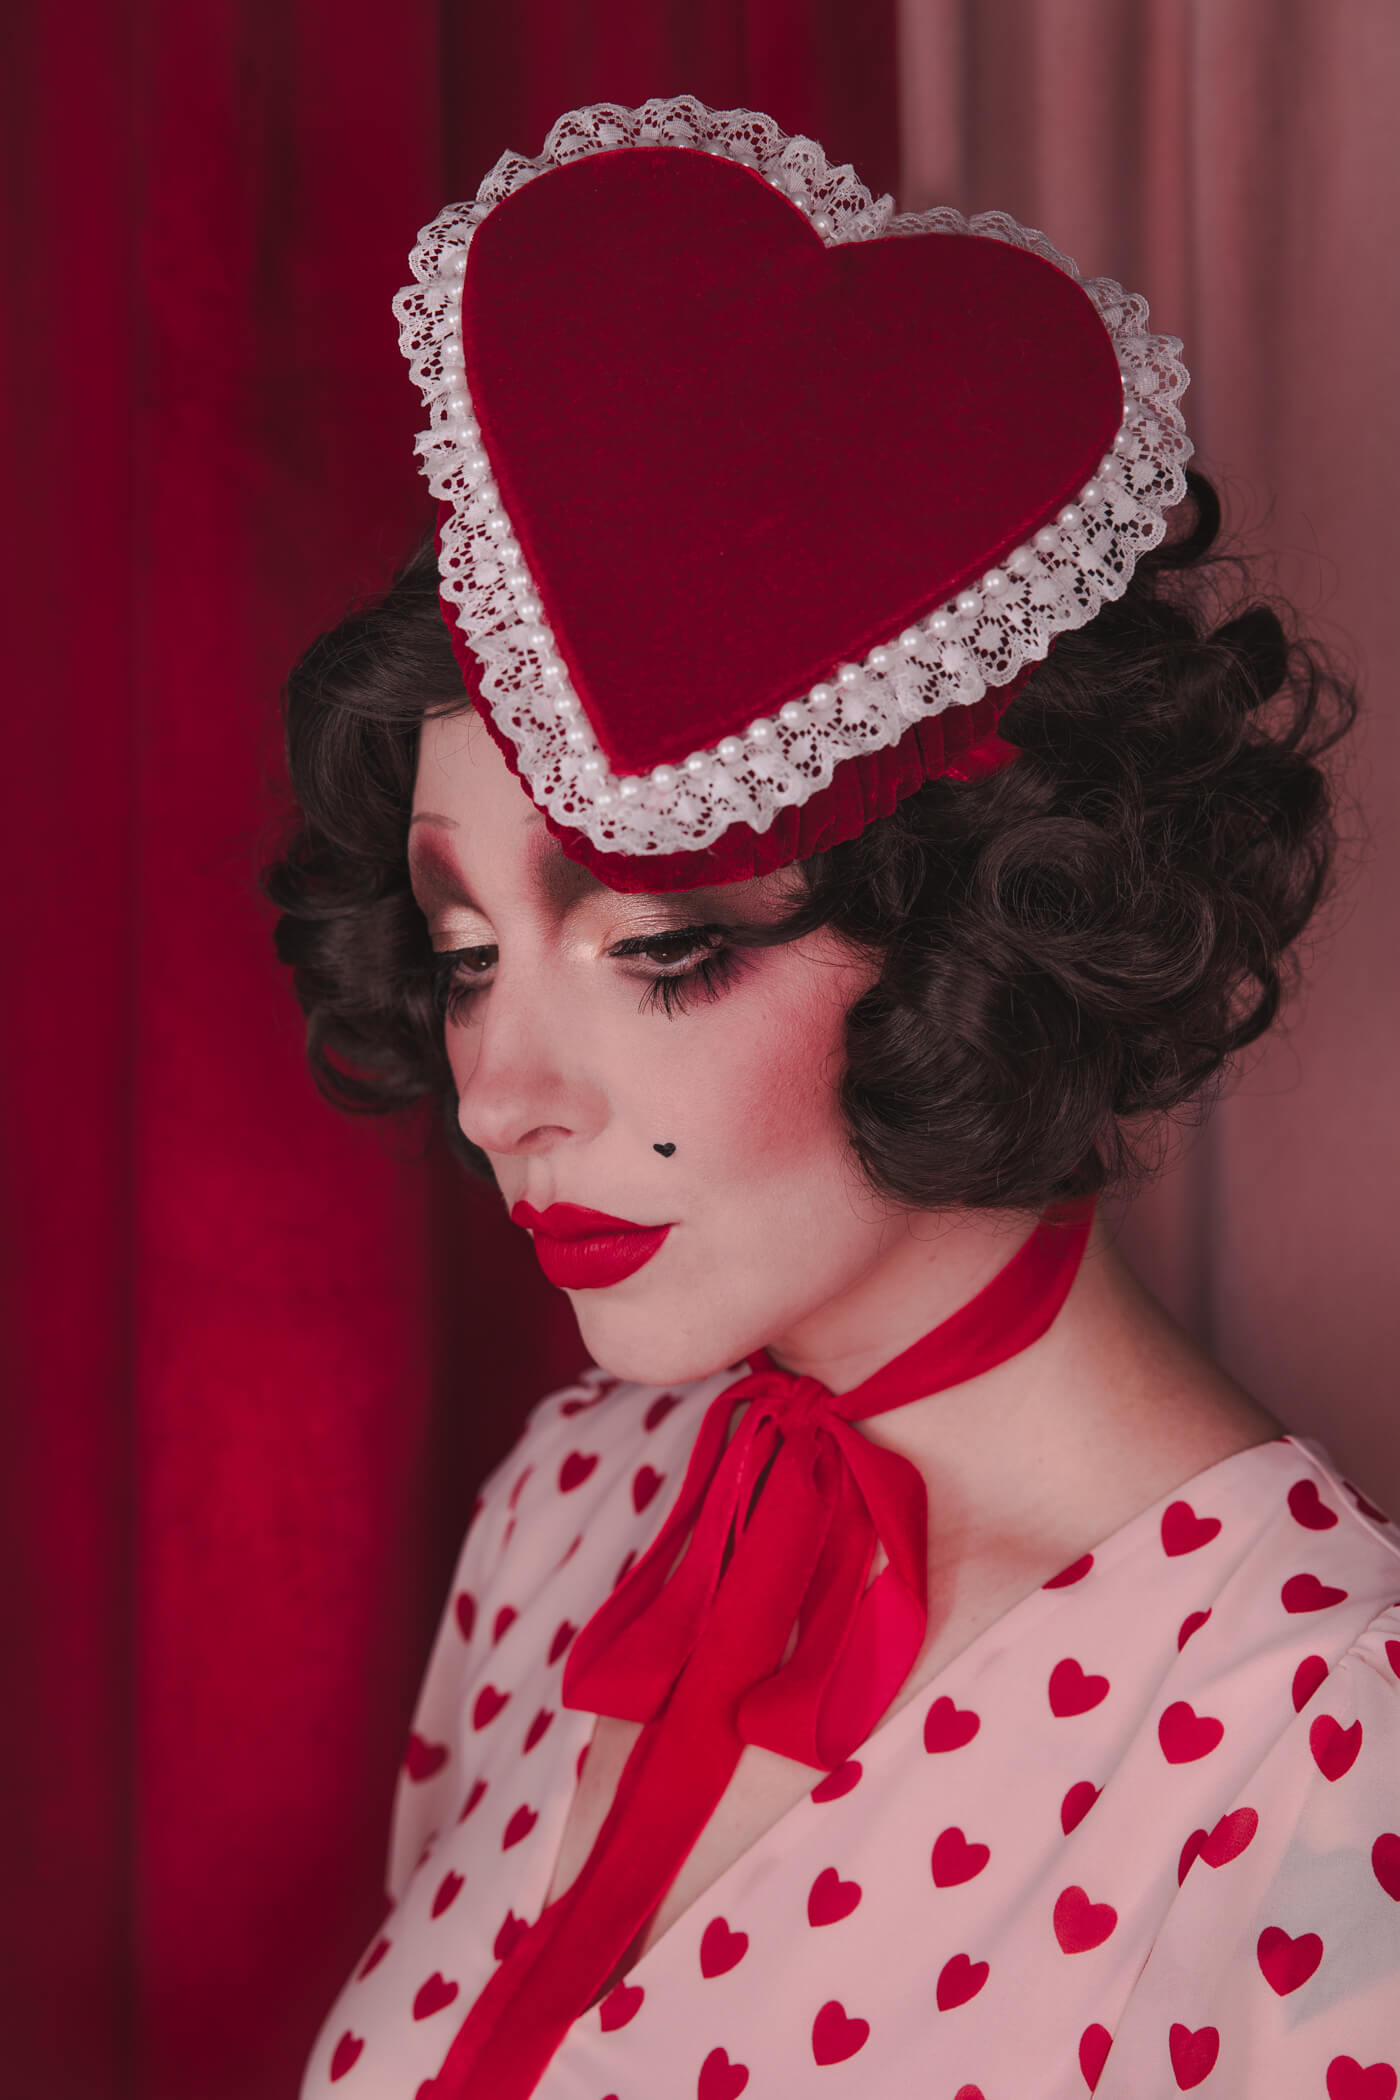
[[1169, 2023, 1219, 2089], [1289, 1478, 1339, 1529], [1293, 1654, 1329, 1710], [502, 1804, 538, 1848], [329, 2032, 364, 2081], [493, 1909, 529, 1961], [556, 1533, 583, 1567], [1177, 1609, 1211, 1650], [1198, 1806, 1258, 1867], [431, 1870, 463, 1918], [559, 1451, 599, 1492], [1310, 1714, 1363, 1780], [808, 1866, 863, 1923], [1050, 1659, 1111, 1717], [1177, 1830, 1207, 1885], [559, 1396, 603, 1415], [492, 1605, 517, 1644], [523, 1708, 554, 1753], [356, 1935, 391, 1979], [644, 1391, 683, 1431], [1388, 1639, 1400, 1680], [1044, 1552, 1094, 1588], [454, 1591, 477, 1640], [955, 2089, 987, 2100], [699, 1917, 750, 1976], [811, 2000, 869, 2065], [576, 1743, 589, 1779], [931, 1827, 991, 1887], [599, 1981, 645, 2030], [1053, 1885, 1118, 1953], [1161, 1501, 1222, 1556], [632, 1464, 665, 1512], [1327, 2057, 1399, 2100], [458, 1777, 487, 1822], [508, 1465, 533, 1508], [614, 1549, 638, 1588], [811, 1759, 862, 1802], [472, 1685, 510, 1730], [698, 2046, 749, 2100], [404, 1732, 449, 1781], [1257, 1924, 1323, 1995], [1373, 1832, 1400, 1900], [412, 1972, 459, 2020], [936, 1953, 990, 2010], [1158, 1700, 1224, 1763], [1345, 1481, 1391, 1524], [548, 1619, 578, 1664], [924, 1695, 981, 1751], [1079, 2023, 1112, 2091], [1061, 1780, 1101, 1834], [1282, 1572, 1349, 1613], [415, 1837, 436, 1870]]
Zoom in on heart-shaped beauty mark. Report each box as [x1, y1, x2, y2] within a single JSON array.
[[632, 1464, 665, 1512], [548, 1619, 578, 1664], [454, 1591, 477, 1640], [493, 1909, 530, 1961], [1289, 1478, 1340, 1529], [653, 1142, 676, 1156], [431, 1869, 463, 1918], [811, 2000, 869, 2065], [1079, 2023, 1112, 2091], [698, 2046, 749, 2100], [329, 2031, 364, 2081], [1060, 1780, 1101, 1834], [808, 1866, 863, 1923], [1169, 2023, 1220, 2090], [502, 1804, 538, 1849], [1373, 1832, 1400, 1900], [1158, 1700, 1224, 1764], [492, 1605, 517, 1644], [810, 1758, 862, 1802], [558, 1451, 599, 1492], [936, 1952, 990, 2011], [457, 1777, 487, 1822], [1257, 1924, 1323, 1995], [412, 1972, 460, 2020], [472, 1684, 510, 1730], [1177, 1609, 1211, 1650], [1282, 1572, 1350, 1613], [1328, 2056, 1399, 2100], [644, 1392, 683, 1431], [699, 1916, 750, 1976], [1053, 1884, 1118, 1953], [356, 1935, 391, 1979], [523, 1708, 554, 1753], [599, 1980, 645, 2030], [462, 150, 1121, 781], [924, 1695, 981, 1751], [1293, 1653, 1329, 1710], [404, 1732, 449, 1781], [1310, 1714, 1363, 1780], [1043, 1552, 1094, 1588], [1198, 1805, 1258, 1867], [1049, 1659, 1111, 1718], [1160, 1501, 1222, 1556], [931, 1827, 991, 1887]]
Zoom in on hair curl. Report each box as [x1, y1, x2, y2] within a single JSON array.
[[260, 472, 1360, 1214]]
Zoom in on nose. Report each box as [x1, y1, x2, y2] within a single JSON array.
[[452, 959, 606, 1161]]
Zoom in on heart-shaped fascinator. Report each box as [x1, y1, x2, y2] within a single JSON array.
[[394, 96, 1191, 892]]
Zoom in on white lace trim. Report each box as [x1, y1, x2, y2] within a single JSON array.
[[393, 95, 1192, 859]]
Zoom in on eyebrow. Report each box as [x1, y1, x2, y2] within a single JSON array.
[[406, 815, 743, 919]]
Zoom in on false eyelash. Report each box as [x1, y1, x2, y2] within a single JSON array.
[[429, 926, 750, 1026]]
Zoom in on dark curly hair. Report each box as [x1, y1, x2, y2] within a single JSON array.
[[260, 472, 1360, 1214]]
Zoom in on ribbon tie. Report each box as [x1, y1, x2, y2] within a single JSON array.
[[424, 1194, 1096, 2100]]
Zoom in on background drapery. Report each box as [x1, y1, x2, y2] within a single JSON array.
[[0, 4, 1393, 2097]]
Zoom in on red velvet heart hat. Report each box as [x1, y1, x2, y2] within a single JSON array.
[[394, 97, 1191, 892]]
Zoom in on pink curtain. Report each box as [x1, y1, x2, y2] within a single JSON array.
[[898, 0, 1400, 1507]]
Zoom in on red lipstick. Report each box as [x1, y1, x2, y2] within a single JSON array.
[[510, 1200, 673, 1289]]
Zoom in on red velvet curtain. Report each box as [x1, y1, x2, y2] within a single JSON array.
[[0, 7, 897, 2098]]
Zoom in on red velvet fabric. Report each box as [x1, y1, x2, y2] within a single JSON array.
[[1, 10, 900, 2100]]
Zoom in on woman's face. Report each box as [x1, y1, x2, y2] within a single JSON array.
[[410, 709, 914, 1388]]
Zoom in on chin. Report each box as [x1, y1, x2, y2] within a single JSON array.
[[570, 1299, 755, 1394]]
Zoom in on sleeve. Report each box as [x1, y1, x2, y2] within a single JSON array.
[[382, 1360, 609, 1906], [1100, 1603, 1400, 2098]]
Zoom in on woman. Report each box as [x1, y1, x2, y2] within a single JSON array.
[[267, 100, 1399, 2100]]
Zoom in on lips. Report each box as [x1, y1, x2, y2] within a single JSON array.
[[510, 1200, 672, 1289]]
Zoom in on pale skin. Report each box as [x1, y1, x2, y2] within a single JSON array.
[[409, 707, 1283, 2001]]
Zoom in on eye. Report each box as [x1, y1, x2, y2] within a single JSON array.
[[431, 945, 496, 1024], [429, 926, 750, 1026]]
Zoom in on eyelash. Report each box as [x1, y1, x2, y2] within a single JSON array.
[[430, 926, 749, 1024]]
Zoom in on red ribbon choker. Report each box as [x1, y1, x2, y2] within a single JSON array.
[[423, 1193, 1096, 2098]]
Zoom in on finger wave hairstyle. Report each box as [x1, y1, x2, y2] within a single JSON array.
[[261, 472, 1360, 1214]]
